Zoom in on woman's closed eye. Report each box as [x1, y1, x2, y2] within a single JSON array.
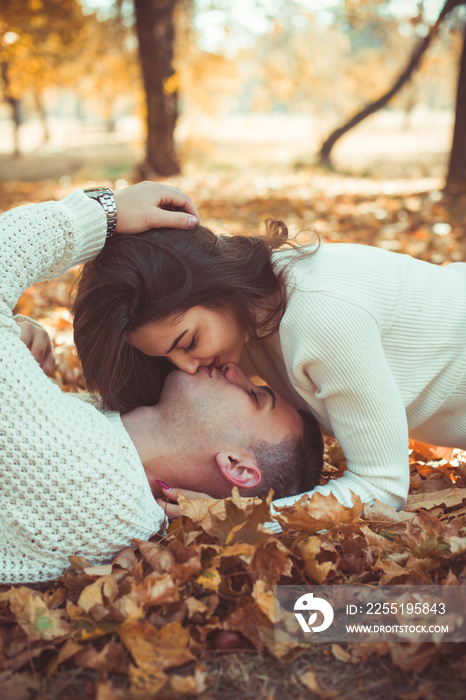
[[249, 389, 259, 405], [183, 336, 197, 354]]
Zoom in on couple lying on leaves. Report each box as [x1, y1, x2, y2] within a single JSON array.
[[1, 181, 465, 584]]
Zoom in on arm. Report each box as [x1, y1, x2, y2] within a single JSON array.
[[274, 293, 410, 516], [0, 183, 198, 583]]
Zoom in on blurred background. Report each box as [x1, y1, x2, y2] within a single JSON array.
[[0, 0, 463, 184], [2, 0, 466, 391]]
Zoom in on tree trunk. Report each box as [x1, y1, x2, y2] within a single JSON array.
[[0, 61, 21, 156], [318, 0, 461, 167], [446, 20, 466, 188], [134, 0, 180, 176], [32, 90, 50, 144]]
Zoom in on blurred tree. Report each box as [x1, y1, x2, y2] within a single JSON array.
[[0, 0, 86, 154], [62, 9, 141, 133], [447, 17, 466, 187], [133, 0, 180, 176], [318, 0, 463, 167]]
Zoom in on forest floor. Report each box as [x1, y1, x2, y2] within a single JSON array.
[[1, 111, 466, 700]]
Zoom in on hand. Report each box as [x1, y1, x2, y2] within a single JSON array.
[[156, 486, 214, 519], [17, 319, 55, 376], [113, 181, 200, 234]]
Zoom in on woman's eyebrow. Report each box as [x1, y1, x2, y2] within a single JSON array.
[[165, 330, 188, 354]]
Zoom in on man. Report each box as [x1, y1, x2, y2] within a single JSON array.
[[0, 182, 323, 584]]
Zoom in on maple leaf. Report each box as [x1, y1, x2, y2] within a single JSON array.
[[74, 639, 128, 674], [0, 587, 71, 642], [297, 535, 339, 584], [133, 539, 174, 574], [77, 575, 119, 614], [274, 491, 363, 535], [405, 487, 466, 512], [167, 539, 202, 584], [249, 540, 294, 587], [119, 620, 195, 672], [223, 601, 272, 650]]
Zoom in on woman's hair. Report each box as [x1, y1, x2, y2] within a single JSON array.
[[73, 220, 306, 413]]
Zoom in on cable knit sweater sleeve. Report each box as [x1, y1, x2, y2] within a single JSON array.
[[0, 191, 165, 584], [272, 292, 410, 517]]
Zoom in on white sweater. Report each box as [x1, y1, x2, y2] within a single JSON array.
[[0, 191, 164, 583], [243, 243, 466, 513]]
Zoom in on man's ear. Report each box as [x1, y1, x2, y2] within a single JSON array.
[[215, 451, 262, 489]]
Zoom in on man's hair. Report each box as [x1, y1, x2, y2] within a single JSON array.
[[246, 410, 324, 500]]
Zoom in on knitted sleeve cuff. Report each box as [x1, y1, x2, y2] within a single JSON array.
[[59, 190, 108, 268]]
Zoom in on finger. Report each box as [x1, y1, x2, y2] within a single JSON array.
[[160, 486, 179, 501], [147, 207, 199, 231], [41, 349, 56, 377], [155, 499, 183, 519], [159, 486, 212, 502], [157, 189, 200, 221], [30, 336, 49, 366], [19, 324, 34, 349]]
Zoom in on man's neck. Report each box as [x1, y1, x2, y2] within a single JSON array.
[[120, 406, 167, 494]]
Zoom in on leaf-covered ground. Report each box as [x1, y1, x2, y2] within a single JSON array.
[[2, 168, 466, 700]]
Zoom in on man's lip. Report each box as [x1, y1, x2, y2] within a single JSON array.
[[197, 366, 212, 377], [213, 356, 222, 368]]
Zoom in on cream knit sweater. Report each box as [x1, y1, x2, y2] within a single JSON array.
[[0, 191, 164, 584], [243, 243, 466, 513]]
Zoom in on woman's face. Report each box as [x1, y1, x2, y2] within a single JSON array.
[[127, 306, 247, 374]]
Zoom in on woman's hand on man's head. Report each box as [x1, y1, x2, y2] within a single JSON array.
[[156, 486, 214, 519], [113, 181, 200, 234]]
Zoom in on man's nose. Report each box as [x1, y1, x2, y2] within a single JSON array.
[[222, 362, 249, 389]]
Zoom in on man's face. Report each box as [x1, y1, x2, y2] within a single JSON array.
[[159, 362, 302, 454]]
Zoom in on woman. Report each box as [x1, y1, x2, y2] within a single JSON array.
[[72, 219, 466, 515]]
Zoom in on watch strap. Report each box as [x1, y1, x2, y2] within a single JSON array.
[[83, 186, 117, 237]]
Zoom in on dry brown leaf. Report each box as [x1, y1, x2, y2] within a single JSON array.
[[363, 500, 414, 523], [274, 491, 363, 534], [249, 539, 293, 587], [1, 587, 71, 641], [112, 547, 138, 571], [299, 670, 338, 698], [297, 536, 338, 584], [331, 643, 352, 663], [74, 639, 128, 674], [405, 487, 466, 512], [389, 642, 438, 673], [77, 576, 119, 614], [120, 620, 194, 672], [0, 670, 38, 700], [134, 540, 174, 574], [127, 664, 167, 699]]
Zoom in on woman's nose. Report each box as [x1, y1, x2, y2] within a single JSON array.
[[173, 355, 199, 374]]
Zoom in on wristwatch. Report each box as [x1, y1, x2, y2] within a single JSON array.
[[83, 186, 117, 237]]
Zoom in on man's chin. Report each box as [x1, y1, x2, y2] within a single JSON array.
[[161, 367, 200, 395]]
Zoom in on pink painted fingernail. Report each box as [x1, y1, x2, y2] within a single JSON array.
[[155, 479, 171, 490]]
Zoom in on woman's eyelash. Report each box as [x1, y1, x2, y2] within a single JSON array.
[[184, 336, 197, 354]]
